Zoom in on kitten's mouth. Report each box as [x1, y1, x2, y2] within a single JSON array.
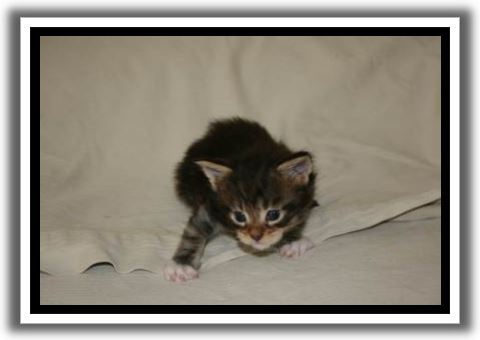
[[237, 238, 272, 251], [249, 241, 271, 251], [238, 241, 276, 255], [236, 231, 283, 252]]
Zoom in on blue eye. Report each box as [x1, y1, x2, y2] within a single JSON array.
[[233, 211, 247, 223], [266, 209, 281, 222]]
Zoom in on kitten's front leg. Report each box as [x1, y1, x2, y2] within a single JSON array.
[[279, 238, 314, 258], [277, 226, 314, 259], [164, 207, 218, 282]]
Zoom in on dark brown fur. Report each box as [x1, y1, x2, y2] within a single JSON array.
[[171, 118, 317, 269]]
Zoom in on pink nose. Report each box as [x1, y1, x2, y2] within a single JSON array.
[[250, 231, 263, 241]]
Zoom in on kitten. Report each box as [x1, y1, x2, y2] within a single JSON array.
[[164, 118, 317, 282]]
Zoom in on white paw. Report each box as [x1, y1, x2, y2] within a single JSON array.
[[279, 238, 314, 258], [163, 262, 199, 283]]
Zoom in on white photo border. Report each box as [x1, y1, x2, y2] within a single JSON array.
[[20, 17, 460, 324]]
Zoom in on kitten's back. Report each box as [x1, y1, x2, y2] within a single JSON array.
[[175, 118, 291, 208], [186, 118, 284, 161]]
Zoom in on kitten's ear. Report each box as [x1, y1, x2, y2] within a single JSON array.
[[195, 160, 232, 191], [276, 153, 313, 186]]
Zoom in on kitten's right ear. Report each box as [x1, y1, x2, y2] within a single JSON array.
[[195, 160, 232, 191]]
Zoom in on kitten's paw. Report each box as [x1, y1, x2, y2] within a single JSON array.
[[163, 262, 199, 283], [279, 238, 314, 259]]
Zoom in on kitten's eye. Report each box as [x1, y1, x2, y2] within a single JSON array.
[[266, 209, 281, 222], [233, 211, 247, 224]]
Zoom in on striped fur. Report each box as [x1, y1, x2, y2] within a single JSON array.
[[170, 118, 317, 275]]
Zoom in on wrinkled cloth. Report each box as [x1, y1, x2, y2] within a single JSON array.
[[40, 36, 440, 275], [40, 203, 441, 305]]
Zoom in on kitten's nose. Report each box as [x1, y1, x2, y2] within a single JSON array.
[[250, 230, 264, 241]]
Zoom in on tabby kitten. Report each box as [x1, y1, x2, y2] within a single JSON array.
[[164, 118, 317, 282]]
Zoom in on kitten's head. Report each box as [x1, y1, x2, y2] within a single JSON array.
[[195, 152, 317, 251]]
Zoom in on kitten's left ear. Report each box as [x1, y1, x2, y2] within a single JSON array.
[[277, 153, 313, 186], [195, 160, 232, 191]]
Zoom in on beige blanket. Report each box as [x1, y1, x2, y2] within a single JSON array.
[[41, 203, 441, 305], [40, 36, 441, 275]]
